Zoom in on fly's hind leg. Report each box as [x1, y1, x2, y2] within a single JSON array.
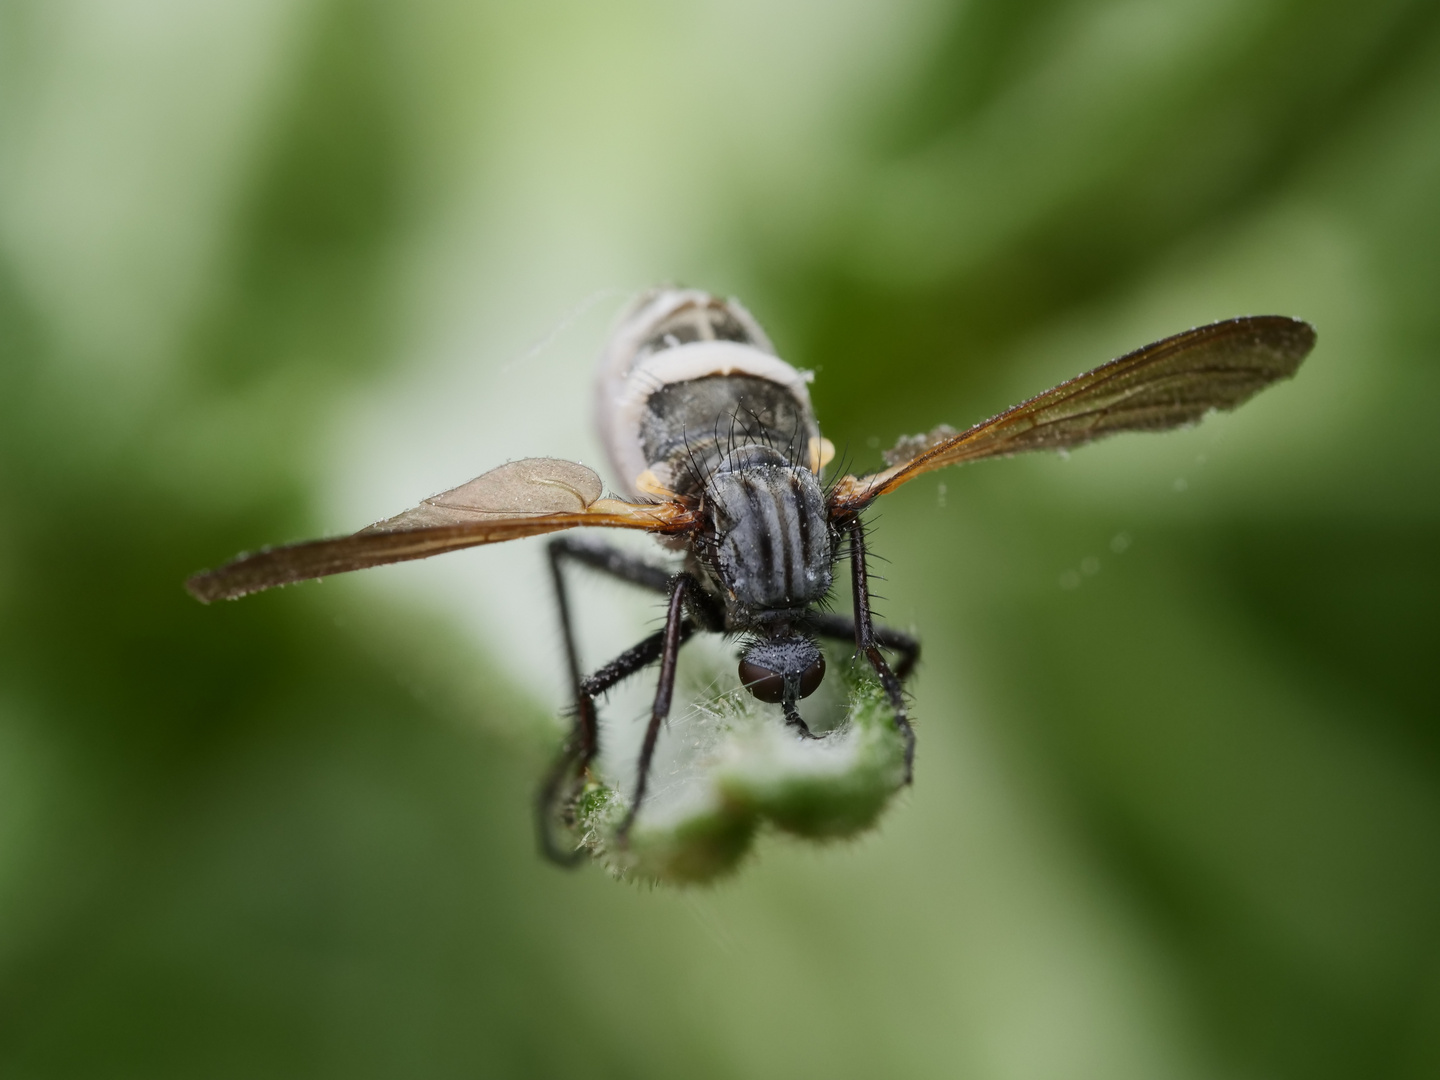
[[539, 536, 677, 866], [548, 535, 674, 694]]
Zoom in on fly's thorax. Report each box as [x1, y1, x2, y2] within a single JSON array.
[[594, 289, 824, 499], [699, 448, 836, 621]]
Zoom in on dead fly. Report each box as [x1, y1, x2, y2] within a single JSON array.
[[187, 289, 1315, 863]]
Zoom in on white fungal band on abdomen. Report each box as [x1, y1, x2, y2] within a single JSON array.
[[595, 290, 820, 499]]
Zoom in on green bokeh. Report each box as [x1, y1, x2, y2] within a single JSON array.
[[2, 1, 1437, 1077]]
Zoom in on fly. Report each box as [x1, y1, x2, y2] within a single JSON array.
[[186, 289, 1316, 864]]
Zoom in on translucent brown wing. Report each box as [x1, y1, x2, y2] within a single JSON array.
[[186, 457, 696, 603], [830, 316, 1315, 512]]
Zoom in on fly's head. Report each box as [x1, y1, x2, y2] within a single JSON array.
[[737, 631, 826, 705], [698, 445, 836, 621]]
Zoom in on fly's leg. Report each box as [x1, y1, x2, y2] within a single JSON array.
[[540, 537, 677, 865], [808, 612, 921, 680], [781, 699, 819, 738], [548, 535, 673, 694], [616, 574, 693, 842], [844, 518, 916, 782], [537, 624, 698, 863]]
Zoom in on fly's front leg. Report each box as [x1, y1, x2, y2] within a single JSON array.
[[808, 612, 920, 681], [846, 518, 916, 782], [617, 574, 694, 841], [540, 536, 676, 866], [781, 700, 819, 738]]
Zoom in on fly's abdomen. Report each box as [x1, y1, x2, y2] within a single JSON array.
[[595, 289, 827, 499], [638, 374, 815, 495]]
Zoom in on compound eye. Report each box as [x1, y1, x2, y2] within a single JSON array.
[[797, 653, 826, 699], [738, 659, 786, 703]]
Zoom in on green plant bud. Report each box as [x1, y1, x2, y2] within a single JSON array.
[[572, 646, 908, 884]]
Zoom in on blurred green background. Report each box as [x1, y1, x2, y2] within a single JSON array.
[[3, 1, 1438, 1076]]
